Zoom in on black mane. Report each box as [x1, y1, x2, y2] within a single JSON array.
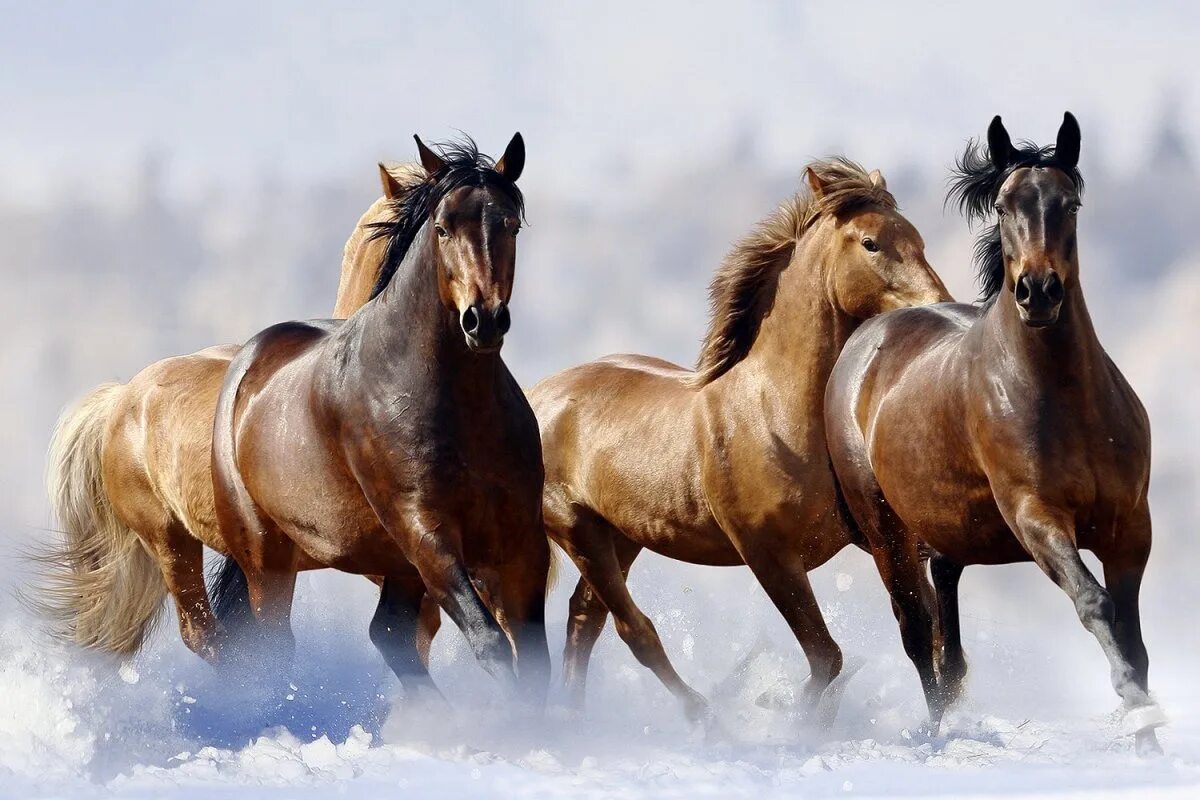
[[947, 139, 1084, 303], [367, 137, 525, 299]]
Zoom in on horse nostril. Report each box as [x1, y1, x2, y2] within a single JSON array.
[[461, 306, 480, 336], [1015, 274, 1033, 305], [495, 304, 511, 335], [1043, 273, 1064, 304]]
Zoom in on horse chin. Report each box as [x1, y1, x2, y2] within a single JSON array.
[[1018, 307, 1061, 329], [464, 335, 504, 354]]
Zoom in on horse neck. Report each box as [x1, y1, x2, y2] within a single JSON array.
[[986, 278, 1107, 397], [354, 226, 501, 396], [730, 222, 856, 412]]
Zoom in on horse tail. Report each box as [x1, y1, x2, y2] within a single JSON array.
[[37, 383, 167, 654], [207, 554, 253, 629]]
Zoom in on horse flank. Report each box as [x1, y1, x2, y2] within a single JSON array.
[[690, 158, 897, 386]]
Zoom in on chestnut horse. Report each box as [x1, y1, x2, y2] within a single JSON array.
[[39, 160, 427, 662], [208, 135, 551, 703], [824, 113, 1164, 752], [530, 159, 950, 725]]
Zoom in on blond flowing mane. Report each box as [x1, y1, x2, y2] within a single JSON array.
[[689, 158, 896, 387]]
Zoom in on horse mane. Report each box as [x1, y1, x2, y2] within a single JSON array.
[[367, 137, 525, 299], [690, 158, 896, 387], [947, 138, 1084, 303]]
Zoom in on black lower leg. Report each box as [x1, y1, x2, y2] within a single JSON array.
[[930, 553, 967, 702]]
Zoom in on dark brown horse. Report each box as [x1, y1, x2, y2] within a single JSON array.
[[208, 134, 552, 704], [825, 113, 1164, 753], [530, 159, 951, 727]]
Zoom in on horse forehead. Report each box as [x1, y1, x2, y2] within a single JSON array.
[[1002, 167, 1074, 204], [440, 184, 515, 218], [857, 208, 919, 241]]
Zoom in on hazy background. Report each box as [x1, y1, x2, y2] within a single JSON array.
[[1, 1, 1197, 792]]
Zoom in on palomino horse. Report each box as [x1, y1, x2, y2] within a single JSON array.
[[824, 113, 1164, 752], [39, 159, 427, 663], [529, 159, 951, 725], [208, 134, 552, 703]]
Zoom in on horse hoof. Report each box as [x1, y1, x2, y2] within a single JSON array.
[[1135, 728, 1164, 757], [1122, 703, 1168, 737]]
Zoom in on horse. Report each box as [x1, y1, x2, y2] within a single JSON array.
[[208, 134, 552, 704], [528, 159, 951, 726], [824, 113, 1165, 753], [39, 159, 429, 664]]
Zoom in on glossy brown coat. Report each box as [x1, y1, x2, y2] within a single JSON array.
[[530, 160, 950, 725], [210, 135, 552, 702], [824, 114, 1162, 752]]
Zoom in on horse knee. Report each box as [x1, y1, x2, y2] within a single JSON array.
[[1075, 587, 1116, 630]]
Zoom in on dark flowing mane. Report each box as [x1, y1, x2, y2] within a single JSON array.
[[690, 158, 896, 387], [367, 137, 525, 299], [947, 139, 1083, 303]]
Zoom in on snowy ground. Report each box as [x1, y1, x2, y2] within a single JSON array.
[[2, 543, 1196, 799]]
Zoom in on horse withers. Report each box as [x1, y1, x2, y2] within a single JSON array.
[[209, 134, 552, 705], [824, 113, 1164, 753], [531, 160, 950, 728]]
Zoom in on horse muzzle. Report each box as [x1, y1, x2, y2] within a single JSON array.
[[461, 302, 511, 352], [1015, 270, 1064, 327]]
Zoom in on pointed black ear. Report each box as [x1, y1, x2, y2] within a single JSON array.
[[495, 132, 525, 182], [987, 115, 1013, 171], [413, 135, 445, 175], [1055, 111, 1081, 169]]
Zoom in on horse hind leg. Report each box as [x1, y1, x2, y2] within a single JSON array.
[[561, 536, 642, 711], [929, 552, 968, 706], [150, 518, 222, 663], [553, 509, 709, 726]]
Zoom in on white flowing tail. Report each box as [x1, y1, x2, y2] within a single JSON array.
[[37, 383, 166, 654]]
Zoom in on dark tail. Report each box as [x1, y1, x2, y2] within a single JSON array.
[[207, 555, 253, 629]]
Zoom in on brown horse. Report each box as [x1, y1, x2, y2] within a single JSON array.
[[824, 113, 1165, 753], [529, 159, 951, 725], [208, 134, 552, 703], [39, 160, 427, 663]]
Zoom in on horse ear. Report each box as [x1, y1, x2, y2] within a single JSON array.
[[413, 135, 445, 175], [805, 167, 828, 199], [495, 132, 525, 182], [987, 115, 1013, 171], [868, 168, 887, 190], [378, 163, 404, 199], [1055, 111, 1081, 169]]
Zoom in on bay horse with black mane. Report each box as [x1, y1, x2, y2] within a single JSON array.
[[208, 133, 551, 704], [530, 159, 950, 728], [825, 113, 1165, 753]]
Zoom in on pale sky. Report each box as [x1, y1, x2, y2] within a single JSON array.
[[1, 0, 1195, 202]]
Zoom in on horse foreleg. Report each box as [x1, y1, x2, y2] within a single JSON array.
[[1102, 506, 1161, 754], [370, 573, 445, 703], [402, 521, 516, 690], [1012, 501, 1162, 752], [496, 549, 554, 709], [929, 552, 968, 706], [738, 544, 845, 725]]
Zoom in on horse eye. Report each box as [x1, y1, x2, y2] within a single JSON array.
[[993, 203, 1006, 217], [434, 224, 449, 238], [861, 237, 879, 253], [1068, 203, 1081, 216]]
